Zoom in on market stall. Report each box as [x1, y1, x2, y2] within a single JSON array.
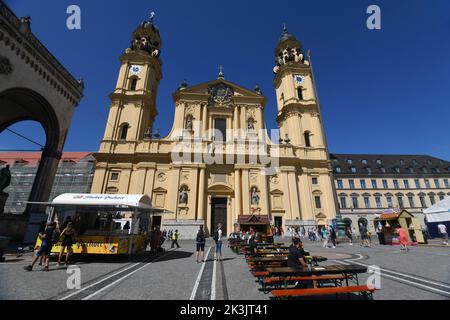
[[376, 209, 424, 245], [238, 215, 274, 243]]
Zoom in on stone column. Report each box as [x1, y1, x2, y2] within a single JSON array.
[[288, 169, 301, 220], [257, 107, 264, 131], [242, 169, 250, 215], [281, 170, 292, 220], [206, 195, 212, 235], [26, 147, 62, 215], [234, 169, 241, 217], [233, 106, 239, 132], [91, 164, 107, 193], [298, 171, 314, 221], [198, 167, 206, 221], [311, 113, 324, 148], [260, 173, 270, 218], [202, 104, 208, 138], [144, 167, 156, 197]]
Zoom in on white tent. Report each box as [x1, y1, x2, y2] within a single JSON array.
[[423, 197, 450, 223]]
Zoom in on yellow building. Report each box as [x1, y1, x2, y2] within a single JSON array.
[[91, 19, 338, 237]]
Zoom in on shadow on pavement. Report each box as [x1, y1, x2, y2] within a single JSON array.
[[0, 258, 24, 263]]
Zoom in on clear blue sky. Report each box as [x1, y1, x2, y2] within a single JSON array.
[[2, 0, 450, 160]]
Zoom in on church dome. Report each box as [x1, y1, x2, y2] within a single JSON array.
[[275, 24, 302, 55], [129, 13, 162, 60]]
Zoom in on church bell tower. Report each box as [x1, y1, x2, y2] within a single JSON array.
[[99, 13, 162, 153], [274, 25, 326, 149]]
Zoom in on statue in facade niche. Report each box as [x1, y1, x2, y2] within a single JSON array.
[[247, 118, 255, 131], [251, 187, 260, 206], [179, 189, 188, 204], [0, 165, 11, 193], [185, 117, 193, 131]]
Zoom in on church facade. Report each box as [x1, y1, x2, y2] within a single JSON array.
[[91, 18, 338, 237]]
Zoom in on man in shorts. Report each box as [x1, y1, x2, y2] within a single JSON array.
[[437, 223, 448, 245], [24, 222, 56, 272]]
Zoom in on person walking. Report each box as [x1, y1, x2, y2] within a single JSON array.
[[150, 225, 162, 253], [367, 229, 372, 247], [24, 222, 57, 272], [345, 226, 353, 245], [396, 226, 409, 251], [171, 229, 180, 249], [195, 225, 206, 263], [376, 222, 385, 245], [329, 225, 337, 248], [322, 227, 329, 248], [437, 223, 448, 245], [359, 223, 369, 247], [57, 222, 76, 266], [213, 223, 223, 261]]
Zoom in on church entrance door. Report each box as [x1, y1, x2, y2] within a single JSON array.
[[211, 197, 227, 235]]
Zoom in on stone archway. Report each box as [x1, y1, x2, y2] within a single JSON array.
[[0, 88, 62, 214], [0, 3, 83, 220]]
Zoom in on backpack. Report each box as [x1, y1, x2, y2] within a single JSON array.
[[196, 230, 205, 243], [212, 230, 219, 242]]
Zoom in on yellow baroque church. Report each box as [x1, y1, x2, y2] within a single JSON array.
[[91, 17, 338, 237]]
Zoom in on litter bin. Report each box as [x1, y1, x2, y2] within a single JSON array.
[[0, 236, 11, 262]]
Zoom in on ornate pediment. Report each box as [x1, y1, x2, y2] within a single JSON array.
[[173, 79, 265, 105], [208, 82, 234, 106], [270, 189, 284, 195], [315, 212, 327, 219]]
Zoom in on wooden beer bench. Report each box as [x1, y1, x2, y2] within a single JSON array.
[[261, 274, 347, 293], [271, 285, 377, 300]]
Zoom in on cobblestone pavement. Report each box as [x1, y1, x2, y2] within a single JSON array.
[[0, 237, 449, 300]]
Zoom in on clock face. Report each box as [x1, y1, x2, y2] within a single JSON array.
[[130, 65, 142, 75], [294, 75, 305, 85]]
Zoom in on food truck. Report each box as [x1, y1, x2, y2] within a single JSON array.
[[33, 193, 168, 255]]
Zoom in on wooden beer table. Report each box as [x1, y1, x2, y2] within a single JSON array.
[[265, 264, 367, 288]]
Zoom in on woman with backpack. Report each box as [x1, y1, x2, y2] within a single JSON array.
[[195, 225, 206, 263]]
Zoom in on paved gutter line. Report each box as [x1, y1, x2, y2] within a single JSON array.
[[331, 259, 450, 297], [82, 249, 176, 300], [59, 249, 176, 300], [344, 260, 450, 289], [220, 260, 229, 300], [211, 256, 217, 300], [190, 247, 212, 300]]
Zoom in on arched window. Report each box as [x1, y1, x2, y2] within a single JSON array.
[[129, 77, 138, 91], [297, 87, 303, 100], [304, 131, 311, 147], [119, 124, 129, 140]]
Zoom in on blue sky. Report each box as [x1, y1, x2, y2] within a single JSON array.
[[2, 0, 450, 160]]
